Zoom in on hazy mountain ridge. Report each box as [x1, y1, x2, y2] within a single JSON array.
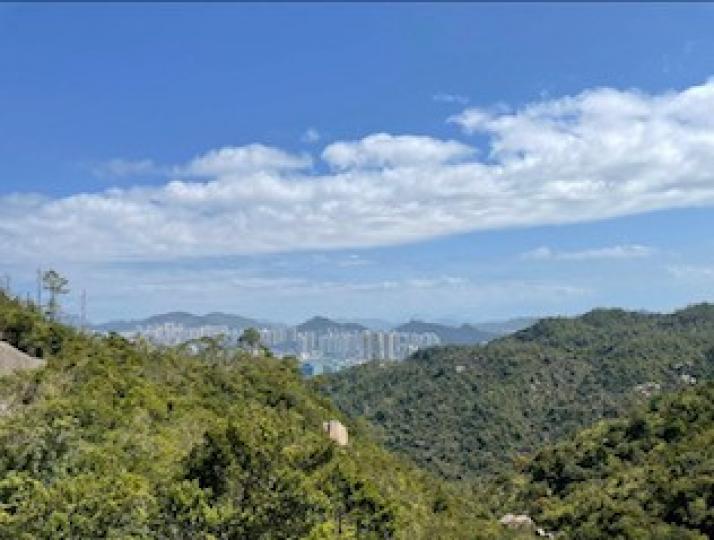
[[335, 318, 395, 331], [93, 311, 269, 333], [296, 316, 367, 333], [94, 311, 533, 344], [474, 317, 538, 335], [395, 320, 497, 344]]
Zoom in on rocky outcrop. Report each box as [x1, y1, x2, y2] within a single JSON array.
[[322, 419, 348, 446], [634, 381, 661, 397], [498, 514, 534, 529], [498, 514, 556, 538]]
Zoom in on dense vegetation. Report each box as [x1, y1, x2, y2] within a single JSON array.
[[0, 292, 522, 539], [513, 381, 713, 538], [2, 289, 712, 539], [320, 305, 714, 480]]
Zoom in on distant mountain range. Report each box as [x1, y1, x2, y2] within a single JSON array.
[[296, 316, 367, 333], [394, 318, 537, 344], [471, 316, 538, 335], [92, 311, 267, 333], [94, 311, 536, 344], [394, 320, 496, 344], [335, 318, 395, 331]]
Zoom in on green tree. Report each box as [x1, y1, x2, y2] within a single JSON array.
[[41, 270, 69, 321], [238, 327, 261, 354]]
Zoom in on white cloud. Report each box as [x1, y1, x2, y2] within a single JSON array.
[[92, 158, 159, 178], [177, 144, 312, 177], [322, 133, 475, 170], [522, 244, 654, 261], [301, 128, 320, 144], [2, 80, 714, 265], [433, 93, 469, 105]]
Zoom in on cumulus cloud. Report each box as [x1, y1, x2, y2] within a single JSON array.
[[321, 133, 475, 169], [2, 80, 714, 264], [522, 244, 654, 261], [177, 144, 312, 177]]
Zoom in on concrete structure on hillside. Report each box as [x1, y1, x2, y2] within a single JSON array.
[[0, 341, 44, 374], [322, 419, 348, 446]]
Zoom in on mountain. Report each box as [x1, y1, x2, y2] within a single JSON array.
[[472, 317, 538, 335], [394, 320, 498, 344], [335, 318, 395, 331], [513, 382, 714, 539], [93, 311, 536, 341], [0, 292, 516, 539], [93, 311, 267, 333], [297, 316, 367, 333], [320, 304, 714, 480]]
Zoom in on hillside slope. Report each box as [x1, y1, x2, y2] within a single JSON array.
[[0, 293, 517, 539], [513, 382, 714, 538], [319, 304, 714, 479]]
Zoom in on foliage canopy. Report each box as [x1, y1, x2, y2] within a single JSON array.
[[0, 292, 514, 539], [320, 305, 714, 480]]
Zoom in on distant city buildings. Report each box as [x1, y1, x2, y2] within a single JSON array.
[[119, 322, 242, 346], [118, 322, 441, 371], [268, 328, 440, 363]]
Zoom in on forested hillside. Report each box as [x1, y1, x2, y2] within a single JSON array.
[[319, 305, 714, 480], [0, 293, 518, 539], [513, 382, 713, 538], [2, 289, 712, 539]]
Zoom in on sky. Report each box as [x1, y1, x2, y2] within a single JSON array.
[[1, 3, 714, 324]]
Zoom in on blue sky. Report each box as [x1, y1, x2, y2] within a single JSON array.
[[1, 3, 713, 323]]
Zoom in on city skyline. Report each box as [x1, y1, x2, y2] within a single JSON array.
[[107, 318, 445, 371]]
